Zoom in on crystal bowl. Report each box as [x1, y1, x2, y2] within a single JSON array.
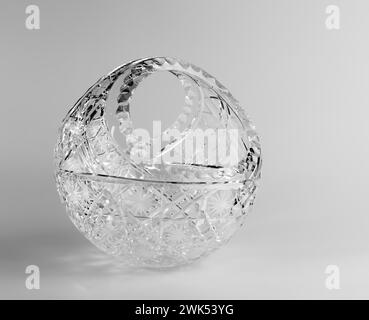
[[54, 57, 261, 268]]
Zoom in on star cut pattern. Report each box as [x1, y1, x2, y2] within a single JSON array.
[[55, 57, 261, 267]]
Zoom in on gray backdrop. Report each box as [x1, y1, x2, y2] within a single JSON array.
[[1, 0, 368, 299]]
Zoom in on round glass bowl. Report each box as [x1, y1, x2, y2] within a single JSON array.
[[54, 57, 262, 268]]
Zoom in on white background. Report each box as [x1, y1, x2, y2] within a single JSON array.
[[1, 0, 368, 299]]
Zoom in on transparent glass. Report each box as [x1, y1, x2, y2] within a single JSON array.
[[54, 57, 262, 268]]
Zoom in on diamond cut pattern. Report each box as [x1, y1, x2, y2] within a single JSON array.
[[55, 57, 261, 267]]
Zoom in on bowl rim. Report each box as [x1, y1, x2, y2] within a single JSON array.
[[58, 169, 254, 187]]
